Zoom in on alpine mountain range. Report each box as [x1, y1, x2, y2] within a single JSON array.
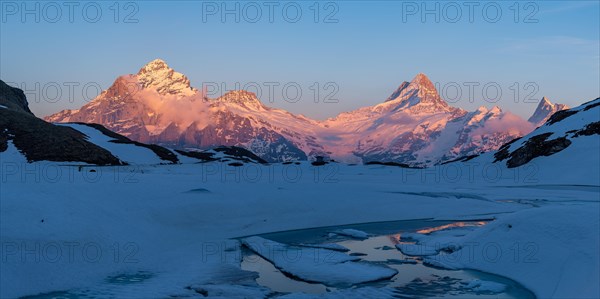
[[45, 59, 568, 165]]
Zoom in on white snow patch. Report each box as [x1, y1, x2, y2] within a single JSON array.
[[396, 243, 439, 256], [465, 279, 506, 293], [59, 123, 168, 165], [242, 236, 397, 286]]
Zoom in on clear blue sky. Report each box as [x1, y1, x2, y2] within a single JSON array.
[[1, 1, 598, 119]]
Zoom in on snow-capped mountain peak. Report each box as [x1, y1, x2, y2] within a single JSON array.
[[382, 73, 452, 113], [474, 105, 502, 116], [137, 58, 170, 74], [411, 73, 436, 90], [489, 105, 502, 115], [136, 59, 196, 96], [528, 97, 569, 126], [45, 65, 535, 165]]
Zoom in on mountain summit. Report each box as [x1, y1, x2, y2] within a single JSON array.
[[136, 59, 195, 96], [46, 59, 533, 165], [528, 97, 569, 126], [384, 73, 451, 113], [138, 58, 170, 74]]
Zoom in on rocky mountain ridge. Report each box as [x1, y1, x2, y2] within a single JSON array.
[[44, 59, 565, 165]]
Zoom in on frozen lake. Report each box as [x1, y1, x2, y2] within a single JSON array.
[[241, 219, 535, 298]]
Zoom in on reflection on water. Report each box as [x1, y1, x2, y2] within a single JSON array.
[[242, 219, 535, 299], [416, 221, 488, 234], [242, 250, 330, 294], [337, 234, 534, 298]]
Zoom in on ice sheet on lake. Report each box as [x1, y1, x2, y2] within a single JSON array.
[[331, 228, 369, 239], [464, 279, 506, 293], [396, 243, 440, 256], [422, 258, 457, 270], [386, 258, 418, 265], [276, 286, 398, 298], [187, 283, 272, 298], [242, 236, 397, 286], [296, 243, 350, 252]]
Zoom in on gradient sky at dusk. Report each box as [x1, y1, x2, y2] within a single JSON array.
[[1, 1, 598, 119]]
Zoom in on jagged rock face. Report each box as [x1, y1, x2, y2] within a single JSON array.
[[45, 60, 534, 166], [0, 80, 33, 115], [171, 111, 307, 162], [45, 79, 155, 143], [382, 73, 454, 114], [136, 59, 196, 96], [528, 97, 569, 126]]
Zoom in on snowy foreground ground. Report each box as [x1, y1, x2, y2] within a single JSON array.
[[1, 150, 599, 298]]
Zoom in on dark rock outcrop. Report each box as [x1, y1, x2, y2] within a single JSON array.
[[493, 137, 523, 162], [0, 80, 33, 115], [492, 97, 599, 169], [0, 109, 123, 165], [504, 133, 571, 168], [439, 154, 479, 165], [573, 121, 600, 137], [364, 161, 420, 168], [546, 109, 579, 125], [0, 80, 123, 165], [213, 146, 268, 164]]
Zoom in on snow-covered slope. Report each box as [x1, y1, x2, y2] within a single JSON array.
[[46, 60, 535, 166], [2, 139, 598, 298], [527, 96, 569, 126], [492, 97, 599, 170], [424, 97, 600, 186], [58, 123, 178, 165], [4, 99, 599, 299], [2, 120, 272, 166], [428, 205, 599, 298]]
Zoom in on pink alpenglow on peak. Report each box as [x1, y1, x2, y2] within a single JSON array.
[[383, 73, 453, 113], [46, 60, 534, 165], [528, 97, 569, 126], [136, 59, 196, 96]]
